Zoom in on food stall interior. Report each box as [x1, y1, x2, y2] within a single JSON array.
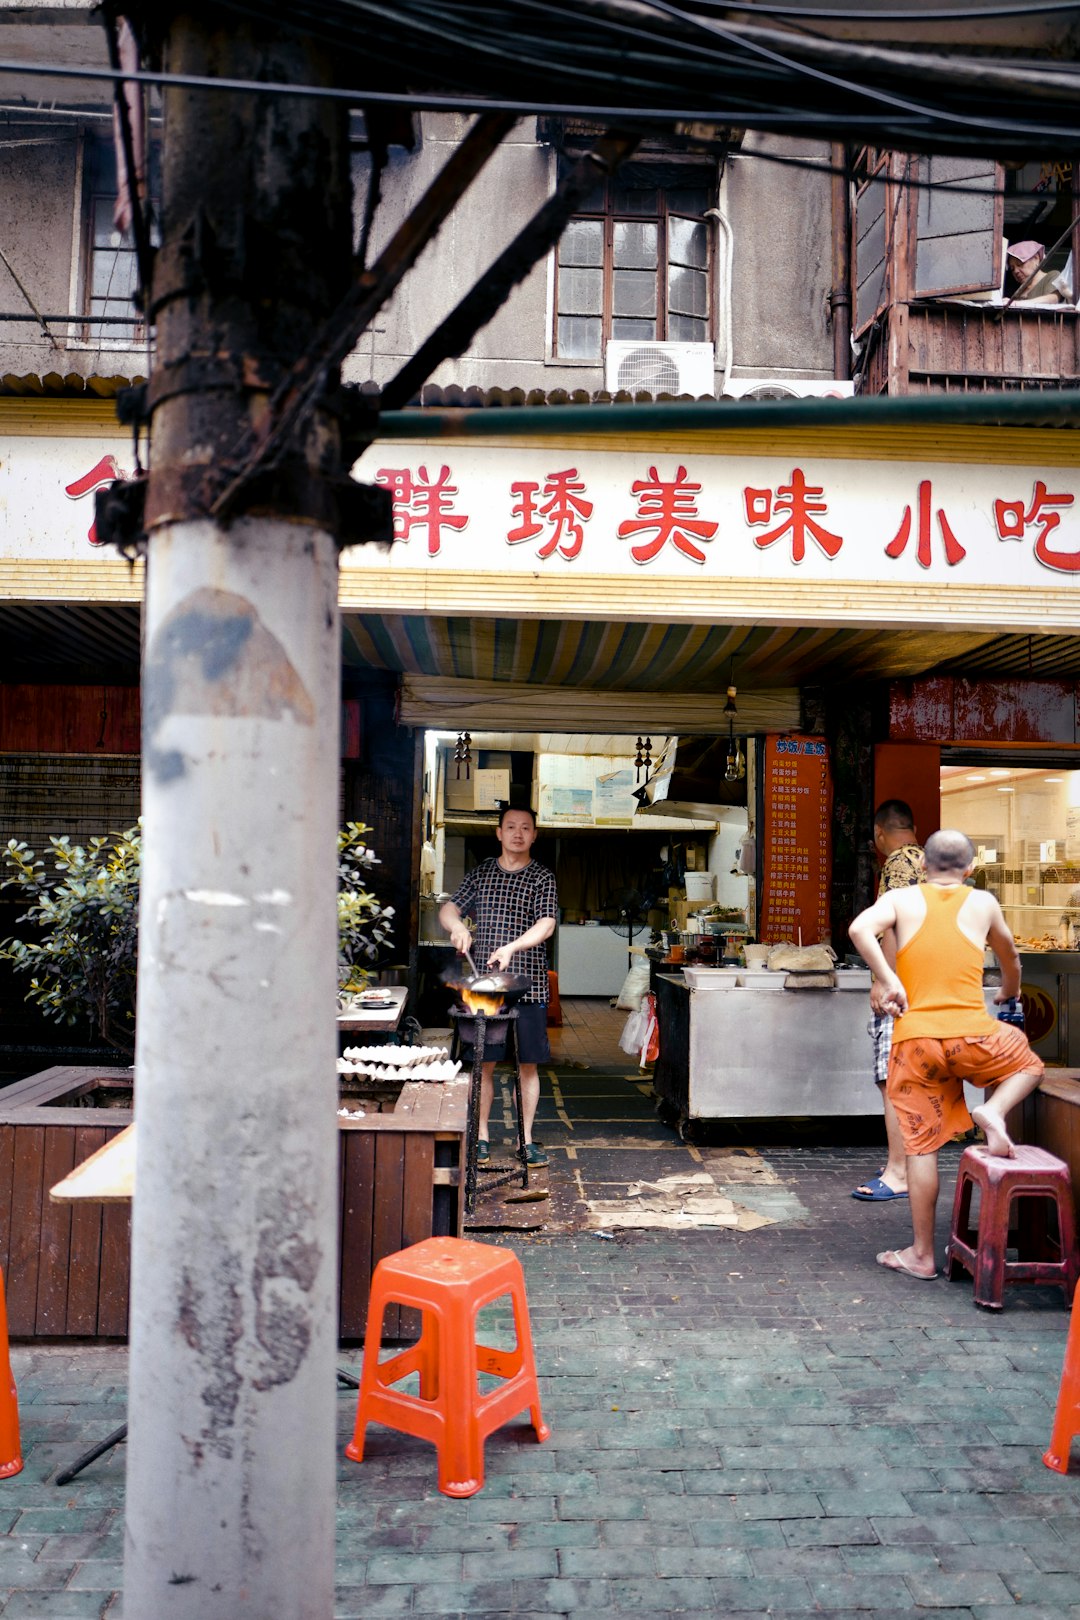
[[415, 729, 750, 1024]]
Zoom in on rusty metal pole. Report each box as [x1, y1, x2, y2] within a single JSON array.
[[124, 13, 352, 1616]]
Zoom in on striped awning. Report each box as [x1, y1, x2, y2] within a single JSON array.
[[339, 613, 1048, 691]]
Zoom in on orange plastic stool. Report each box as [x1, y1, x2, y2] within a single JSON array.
[[345, 1236, 549, 1497], [0, 1267, 23, 1478], [1045, 1284, 1080, 1472], [945, 1144, 1080, 1310]]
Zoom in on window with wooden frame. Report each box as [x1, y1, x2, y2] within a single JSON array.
[[553, 158, 715, 361], [853, 147, 1078, 336], [80, 131, 159, 345]]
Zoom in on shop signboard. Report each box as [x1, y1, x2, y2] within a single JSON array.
[[341, 441, 1080, 588], [759, 734, 832, 946], [7, 423, 1080, 628]]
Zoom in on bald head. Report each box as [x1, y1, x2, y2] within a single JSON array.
[[923, 829, 975, 877]]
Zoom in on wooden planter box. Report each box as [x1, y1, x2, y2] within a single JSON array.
[[0, 1065, 466, 1343]]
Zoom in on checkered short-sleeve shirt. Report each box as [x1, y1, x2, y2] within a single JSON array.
[[452, 857, 558, 1004]]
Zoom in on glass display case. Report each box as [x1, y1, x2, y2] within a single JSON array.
[[941, 761, 1080, 1065], [940, 764, 1080, 947]]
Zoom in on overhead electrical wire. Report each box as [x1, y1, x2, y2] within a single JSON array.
[[2, 50, 1080, 151]]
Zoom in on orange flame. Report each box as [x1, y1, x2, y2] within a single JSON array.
[[460, 986, 506, 1016]]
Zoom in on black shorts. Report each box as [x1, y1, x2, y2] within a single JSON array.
[[461, 1000, 551, 1065]]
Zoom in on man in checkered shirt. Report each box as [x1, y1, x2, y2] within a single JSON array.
[[439, 806, 558, 1167]]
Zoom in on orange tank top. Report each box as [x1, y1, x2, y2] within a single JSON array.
[[892, 885, 996, 1042]]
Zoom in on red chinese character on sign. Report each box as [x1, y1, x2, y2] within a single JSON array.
[[885, 480, 966, 568], [994, 480, 1078, 573], [743, 468, 842, 562], [508, 468, 593, 560], [616, 465, 717, 565], [374, 464, 468, 557], [64, 454, 125, 547]]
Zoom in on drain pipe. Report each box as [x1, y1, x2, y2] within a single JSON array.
[[705, 200, 734, 395], [829, 142, 852, 382]]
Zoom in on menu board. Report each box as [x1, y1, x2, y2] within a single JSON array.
[[759, 735, 832, 945]]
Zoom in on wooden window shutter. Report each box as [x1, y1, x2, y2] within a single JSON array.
[[913, 155, 1003, 298]]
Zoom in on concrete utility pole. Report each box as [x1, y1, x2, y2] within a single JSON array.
[[124, 13, 353, 1615]]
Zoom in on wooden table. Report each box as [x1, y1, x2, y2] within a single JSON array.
[[337, 985, 409, 1037]]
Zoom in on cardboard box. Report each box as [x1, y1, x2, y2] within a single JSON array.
[[445, 768, 511, 812]]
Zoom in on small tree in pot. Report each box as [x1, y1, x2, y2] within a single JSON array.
[[0, 822, 394, 1055]]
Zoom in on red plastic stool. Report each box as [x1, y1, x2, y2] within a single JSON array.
[[945, 1144, 1080, 1310], [0, 1267, 23, 1478], [345, 1236, 550, 1497]]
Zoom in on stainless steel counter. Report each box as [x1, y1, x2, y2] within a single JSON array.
[[652, 970, 880, 1125], [651, 952, 1080, 1129]]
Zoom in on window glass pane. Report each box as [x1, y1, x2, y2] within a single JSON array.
[[558, 219, 603, 268], [668, 216, 708, 269], [91, 249, 138, 301], [557, 315, 603, 360], [613, 179, 659, 217], [558, 266, 603, 315], [613, 268, 657, 318], [668, 264, 708, 319], [668, 185, 710, 215], [92, 197, 121, 249], [668, 312, 708, 343], [612, 316, 657, 340], [613, 220, 657, 269]]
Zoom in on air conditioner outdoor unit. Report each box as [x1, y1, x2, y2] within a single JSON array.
[[725, 376, 856, 400], [605, 340, 715, 397]]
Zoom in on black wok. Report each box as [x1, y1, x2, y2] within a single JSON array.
[[441, 965, 532, 1007]]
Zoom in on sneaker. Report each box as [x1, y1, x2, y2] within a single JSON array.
[[476, 1138, 490, 1164], [524, 1142, 549, 1168]]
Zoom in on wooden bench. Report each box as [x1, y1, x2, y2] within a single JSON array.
[[0, 1065, 467, 1343], [1011, 1070, 1080, 1223]]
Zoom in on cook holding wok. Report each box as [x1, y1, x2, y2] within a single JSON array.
[[439, 804, 558, 1167]]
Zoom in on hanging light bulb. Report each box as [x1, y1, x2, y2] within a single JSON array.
[[723, 659, 738, 717]]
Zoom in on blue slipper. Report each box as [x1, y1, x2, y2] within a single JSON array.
[[852, 1176, 908, 1201]]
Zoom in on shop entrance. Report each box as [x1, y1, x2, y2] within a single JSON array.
[[415, 727, 750, 1066]]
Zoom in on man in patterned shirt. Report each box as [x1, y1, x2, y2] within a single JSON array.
[[852, 800, 925, 1201], [439, 805, 558, 1167]]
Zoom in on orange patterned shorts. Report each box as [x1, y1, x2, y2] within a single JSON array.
[[886, 1025, 1043, 1155]]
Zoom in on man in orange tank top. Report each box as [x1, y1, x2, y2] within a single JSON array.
[[849, 829, 1044, 1281]]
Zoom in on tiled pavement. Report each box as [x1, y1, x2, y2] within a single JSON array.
[[3, 1010, 1080, 1616]]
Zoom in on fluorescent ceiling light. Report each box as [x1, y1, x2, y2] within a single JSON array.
[[966, 774, 987, 782], [997, 786, 1015, 793]]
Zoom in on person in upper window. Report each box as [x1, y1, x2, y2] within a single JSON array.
[[439, 805, 557, 1168], [1005, 240, 1061, 302]]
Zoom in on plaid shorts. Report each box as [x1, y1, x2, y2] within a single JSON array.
[[868, 1011, 893, 1086]]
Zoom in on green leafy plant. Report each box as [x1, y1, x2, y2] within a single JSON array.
[[0, 821, 396, 1052], [337, 821, 396, 992], [0, 829, 141, 1055]]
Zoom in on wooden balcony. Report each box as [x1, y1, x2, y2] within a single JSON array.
[[860, 300, 1080, 395]]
